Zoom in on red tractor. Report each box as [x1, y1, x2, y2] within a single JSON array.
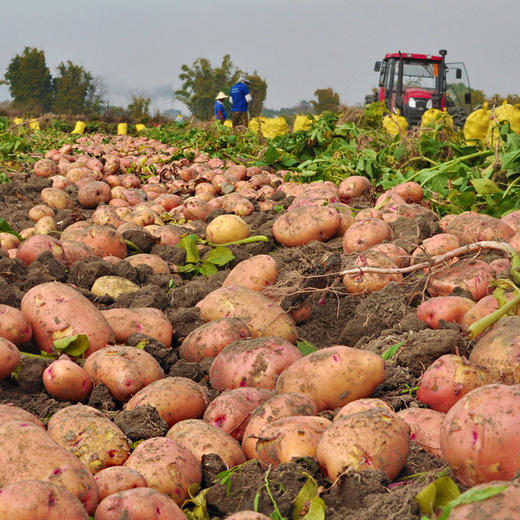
[[368, 49, 472, 126]]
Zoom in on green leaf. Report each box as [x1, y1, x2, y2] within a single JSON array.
[[178, 235, 200, 263], [176, 263, 197, 273], [204, 246, 235, 266], [382, 341, 405, 360], [296, 340, 318, 356], [134, 340, 147, 350], [262, 145, 281, 164], [0, 218, 22, 240], [501, 149, 520, 171], [415, 476, 460, 516], [198, 262, 218, 276], [52, 334, 89, 357], [470, 178, 500, 195], [293, 472, 325, 520], [437, 484, 508, 520], [181, 484, 210, 520]]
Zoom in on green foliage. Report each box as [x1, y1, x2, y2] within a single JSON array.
[[5, 47, 53, 113], [311, 88, 340, 113], [126, 94, 151, 123], [296, 340, 318, 356], [52, 61, 102, 115], [52, 334, 89, 357], [176, 235, 235, 276], [382, 341, 405, 360]]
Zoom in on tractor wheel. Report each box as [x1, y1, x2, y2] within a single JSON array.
[[448, 106, 467, 128]]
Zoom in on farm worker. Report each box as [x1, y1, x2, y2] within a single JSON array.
[[214, 92, 228, 123], [229, 75, 252, 128]]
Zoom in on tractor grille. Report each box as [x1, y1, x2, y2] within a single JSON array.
[[415, 99, 428, 111]]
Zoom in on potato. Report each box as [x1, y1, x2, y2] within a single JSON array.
[[182, 196, 212, 221], [0, 421, 98, 514], [210, 337, 302, 391], [77, 181, 111, 208], [447, 481, 520, 519], [468, 315, 520, 383], [43, 356, 92, 402], [84, 345, 164, 401], [275, 345, 385, 412], [416, 296, 476, 329], [47, 405, 130, 473], [242, 392, 317, 459], [94, 487, 186, 520], [179, 318, 251, 362], [61, 240, 95, 266], [16, 235, 66, 266], [123, 437, 201, 505], [94, 466, 147, 501], [273, 206, 340, 247], [338, 175, 371, 202], [410, 233, 460, 264], [41, 186, 73, 210], [333, 398, 393, 421], [151, 225, 181, 246], [203, 387, 273, 441], [0, 232, 20, 252], [440, 384, 520, 485], [446, 212, 515, 244], [206, 214, 250, 244], [317, 409, 409, 481], [427, 259, 492, 301], [397, 408, 444, 458], [91, 206, 124, 229], [64, 225, 127, 259], [33, 215, 57, 235], [391, 181, 424, 202], [0, 404, 44, 429], [223, 255, 278, 291], [34, 158, 58, 177], [220, 193, 254, 216], [0, 480, 89, 519], [91, 276, 140, 299], [342, 218, 393, 254], [461, 294, 499, 335], [327, 202, 356, 236], [224, 513, 271, 520], [370, 242, 410, 268], [124, 254, 169, 274], [197, 286, 297, 343], [21, 282, 115, 356], [255, 416, 331, 467], [125, 376, 208, 428], [101, 308, 173, 347], [0, 304, 32, 345], [166, 419, 246, 468], [28, 204, 54, 222]]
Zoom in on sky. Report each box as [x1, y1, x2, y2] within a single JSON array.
[[1, 0, 519, 115]]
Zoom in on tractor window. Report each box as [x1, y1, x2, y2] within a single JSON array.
[[400, 61, 438, 90]]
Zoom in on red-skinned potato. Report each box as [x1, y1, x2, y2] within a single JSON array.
[[391, 181, 424, 202], [101, 307, 173, 347], [43, 356, 92, 402], [34, 158, 59, 177], [16, 235, 66, 265], [203, 387, 273, 441], [179, 318, 251, 362], [272, 206, 340, 247], [64, 225, 127, 259], [370, 242, 410, 268], [342, 218, 393, 254], [77, 180, 111, 208], [0, 421, 98, 514], [417, 354, 494, 413], [94, 487, 186, 520], [333, 398, 393, 421], [410, 233, 460, 264], [21, 282, 115, 356], [275, 345, 385, 412], [461, 294, 499, 335], [125, 376, 208, 428], [338, 175, 371, 202], [255, 416, 330, 468], [123, 437, 201, 505], [440, 384, 520, 485], [182, 196, 212, 221], [223, 254, 278, 291], [397, 408, 444, 458], [416, 296, 475, 329], [209, 337, 302, 391], [84, 345, 164, 401], [468, 315, 520, 383], [0, 304, 32, 345], [0, 480, 89, 520], [166, 419, 246, 468], [317, 409, 409, 481], [242, 392, 317, 459], [61, 240, 96, 266], [0, 404, 44, 428], [0, 338, 20, 380], [445, 212, 515, 244], [94, 466, 148, 501], [124, 254, 169, 274]]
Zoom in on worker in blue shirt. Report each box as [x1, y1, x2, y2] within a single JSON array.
[[229, 76, 252, 128], [214, 92, 228, 123]]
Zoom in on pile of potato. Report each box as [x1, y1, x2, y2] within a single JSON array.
[[1, 133, 520, 518]]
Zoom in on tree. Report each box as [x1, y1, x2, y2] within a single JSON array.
[[52, 61, 101, 114], [487, 93, 520, 106], [126, 94, 151, 122], [5, 47, 53, 113], [175, 55, 244, 120], [247, 71, 267, 117], [311, 88, 340, 113]]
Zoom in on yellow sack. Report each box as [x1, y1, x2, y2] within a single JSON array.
[[383, 109, 408, 137], [13, 117, 24, 126], [28, 119, 40, 130], [135, 124, 146, 133], [117, 123, 128, 135], [464, 102, 491, 143], [494, 100, 520, 134], [71, 121, 86, 135], [420, 108, 454, 129], [224, 120, 233, 128], [249, 117, 289, 139], [293, 114, 314, 132]]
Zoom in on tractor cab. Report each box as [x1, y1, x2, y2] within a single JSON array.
[[374, 50, 471, 125]]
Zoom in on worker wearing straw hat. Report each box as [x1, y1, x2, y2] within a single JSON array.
[[214, 92, 228, 123]]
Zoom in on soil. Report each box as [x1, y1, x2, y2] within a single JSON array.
[[0, 166, 477, 519]]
